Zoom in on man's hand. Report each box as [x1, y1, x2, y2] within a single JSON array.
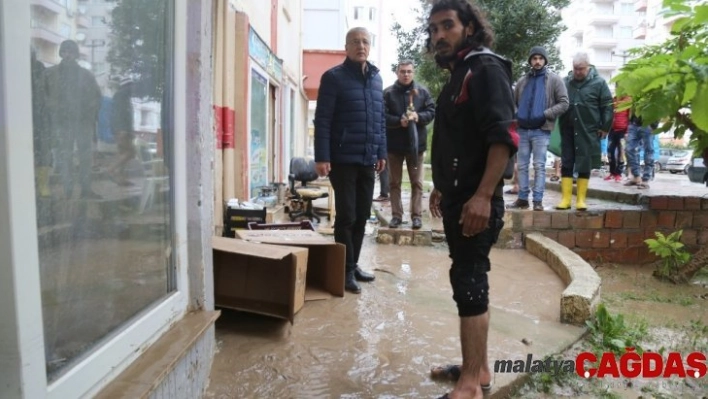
[[408, 111, 419, 123], [316, 162, 331, 177], [597, 130, 608, 139], [459, 195, 491, 237], [401, 116, 409, 128], [429, 188, 442, 218], [375, 159, 386, 173]]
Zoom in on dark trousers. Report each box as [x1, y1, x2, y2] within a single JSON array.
[[607, 130, 625, 176], [378, 163, 389, 196], [55, 127, 94, 196], [329, 163, 376, 272], [560, 126, 590, 179], [442, 196, 505, 317]]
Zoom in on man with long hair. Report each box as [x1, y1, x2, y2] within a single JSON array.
[[426, 1, 518, 398]]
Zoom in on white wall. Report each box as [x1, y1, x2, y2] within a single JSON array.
[[303, 0, 348, 50], [230, 0, 272, 47]]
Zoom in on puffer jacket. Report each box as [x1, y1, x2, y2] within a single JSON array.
[[314, 57, 387, 165], [383, 81, 435, 154]]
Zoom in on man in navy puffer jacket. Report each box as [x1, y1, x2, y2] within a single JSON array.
[[314, 27, 387, 294]]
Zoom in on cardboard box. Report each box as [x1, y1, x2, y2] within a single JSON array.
[[213, 237, 308, 322], [235, 230, 345, 301], [212, 231, 345, 323]]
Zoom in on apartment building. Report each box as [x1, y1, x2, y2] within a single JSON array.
[[559, 0, 645, 82]]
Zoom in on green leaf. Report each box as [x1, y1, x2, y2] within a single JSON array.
[[692, 83, 708, 132], [695, 5, 708, 25]]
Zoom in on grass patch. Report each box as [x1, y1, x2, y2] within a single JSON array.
[[616, 291, 695, 306]]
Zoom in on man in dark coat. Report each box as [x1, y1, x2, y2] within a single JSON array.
[[44, 40, 102, 199], [313, 27, 387, 294], [383, 60, 435, 229], [556, 51, 613, 211]]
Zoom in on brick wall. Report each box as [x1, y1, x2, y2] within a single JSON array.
[[506, 196, 708, 264]]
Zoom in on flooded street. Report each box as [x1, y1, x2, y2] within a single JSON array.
[[206, 237, 582, 398]]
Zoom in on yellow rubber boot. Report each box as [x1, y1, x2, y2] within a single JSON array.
[[36, 167, 51, 197], [576, 178, 589, 211], [555, 177, 573, 210]]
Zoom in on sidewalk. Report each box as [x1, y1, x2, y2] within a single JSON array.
[[207, 239, 585, 398]]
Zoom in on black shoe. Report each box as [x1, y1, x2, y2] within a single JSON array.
[[412, 217, 422, 230], [533, 201, 544, 211], [388, 217, 402, 228], [354, 267, 375, 282], [507, 199, 529, 209], [345, 271, 361, 294]]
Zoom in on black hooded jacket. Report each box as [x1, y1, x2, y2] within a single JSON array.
[[431, 48, 519, 202]]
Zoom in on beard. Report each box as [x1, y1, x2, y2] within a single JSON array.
[[433, 41, 465, 69]]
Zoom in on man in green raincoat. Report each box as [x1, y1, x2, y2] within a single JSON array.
[[556, 52, 613, 211]]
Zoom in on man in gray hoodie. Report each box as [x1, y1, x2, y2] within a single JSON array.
[[508, 46, 568, 211]]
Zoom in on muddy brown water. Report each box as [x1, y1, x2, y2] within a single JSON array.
[[206, 238, 576, 399]]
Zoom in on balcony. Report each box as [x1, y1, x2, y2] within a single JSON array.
[[587, 37, 619, 48], [635, 0, 648, 12], [589, 13, 620, 25], [29, 0, 63, 15], [31, 26, 65, 45], [593, 61, 617, 70], [76, 15, 90, 28], [633, 25, 647, 39]]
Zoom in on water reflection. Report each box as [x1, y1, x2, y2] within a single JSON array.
[[30, 0, 172, 380]]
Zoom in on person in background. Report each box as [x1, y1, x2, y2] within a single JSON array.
[[383, 59, 435, 229], [31, 47, 51, 197], [373, 164, 390, 202], [555, 52, 613, 211], [44, 40, 102, 199], [624, 114, 658, 189], [507, 46, 568, 211], [313, 27, 386, 294], [605, 92, 630, 182]]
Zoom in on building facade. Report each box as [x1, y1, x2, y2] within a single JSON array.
[[559, 0, 645, 82], [4, 0, 312, 395], [2, 1, 219, 398]]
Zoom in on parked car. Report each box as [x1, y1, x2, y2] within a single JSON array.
[[666, 150, 692, 174], [687, 155, 706, 184], [655, 148, 674, 171]]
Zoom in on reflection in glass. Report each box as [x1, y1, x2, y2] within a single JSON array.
[[30, 0, 174, 380], [250, 70, 268, 198]]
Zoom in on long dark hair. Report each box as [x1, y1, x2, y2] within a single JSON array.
[[425, 0, 495, 57]]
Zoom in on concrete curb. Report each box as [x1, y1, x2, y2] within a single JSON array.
[[524, 233, 601, 326]]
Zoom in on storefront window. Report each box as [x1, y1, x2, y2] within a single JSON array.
[[30, 0, 174, 381], [249, 69, 268, 198]]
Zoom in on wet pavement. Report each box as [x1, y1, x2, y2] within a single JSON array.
[[206, 240, 584, 398], [205, 168, 705, 398]]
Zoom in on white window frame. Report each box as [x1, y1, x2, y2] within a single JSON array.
[[0, 1, 189, 398]]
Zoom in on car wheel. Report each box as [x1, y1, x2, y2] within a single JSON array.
[[670, 170, 678, 174], [684, 165, 690, 174], [654, 163, 662, 172]]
